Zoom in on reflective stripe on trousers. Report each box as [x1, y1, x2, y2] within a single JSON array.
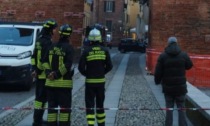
[[86, 78, 105, 83]]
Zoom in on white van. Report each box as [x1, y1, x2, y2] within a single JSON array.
[[0, 22, 43, 90]]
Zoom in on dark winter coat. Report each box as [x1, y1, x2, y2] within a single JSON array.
[[154, 43, 193, 95], [31, 33, 52, 79], [78, 43, 113, 86], [43, 38, 75, 88]]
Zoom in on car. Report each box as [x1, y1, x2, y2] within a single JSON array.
[[0, 22, 43, 90], [118, 38, 146, 53]]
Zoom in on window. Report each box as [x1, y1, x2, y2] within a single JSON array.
[[0, 27, 34, 46], [106, 20, 112, 32], [104, 1, 115, 12]]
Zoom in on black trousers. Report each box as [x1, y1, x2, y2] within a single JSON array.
[[33, 79, 47, 125], [85, 85, 106, 126], [164, 94, 188, 126], [47, 87, 72, 126]]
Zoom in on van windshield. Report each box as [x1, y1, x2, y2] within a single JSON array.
[[0, 27, 34, 46]]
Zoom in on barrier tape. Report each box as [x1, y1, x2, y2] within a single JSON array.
[[1, 107, 210, 111]]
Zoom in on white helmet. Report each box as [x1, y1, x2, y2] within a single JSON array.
[[88, 28, 102, 42]]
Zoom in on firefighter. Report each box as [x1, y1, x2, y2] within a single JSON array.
[[42, 24, 74, 126], [31, 19, 57, 126], [78, 28, 113, 126]]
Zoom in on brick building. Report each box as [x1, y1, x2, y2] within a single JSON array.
[[92, 0, 124, 45], [0, 0, 92, 48], [147, 0, 210, 87], [149, 0, 210, 54]]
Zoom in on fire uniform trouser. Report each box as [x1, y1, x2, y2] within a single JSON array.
[[33, 79, 47, 125], [47, 87, 72, 126], [85, 84, 106, 126]]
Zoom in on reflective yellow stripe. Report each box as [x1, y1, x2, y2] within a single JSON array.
[[49, 55, 53, 67], [96, 113, 105, 123], [37, 50, 44, 70], [47, 113, 57, 122], [34, 101, 43, 109], [33, 46, 47, 78], [88, 36, 102, 41], [86, 114, 95, 125], [59, 31, 71, 36], [86, 78, 105, 83], [43, 24, 50, 28], [34, 101, 47, 109], [43, 62, 50, 69], [59, 113, 70, 122], [96, 113, 105, 118], [97, 118, 105, 123], [59, 56, 67, 75], [86, 114, 95, 119], [41, 62, 50, 79], [88, 120, 95, 125], [48, 21, 56, 25], [59, 65, 67, 75], [38, 71, 46, 79], [46, 79, 73, 88], [87, 55, 106, 61], [44, 20, 56, 28]]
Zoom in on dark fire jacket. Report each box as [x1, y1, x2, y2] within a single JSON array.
[[43, 38, 74, 88], [78, 44, 113, 86]]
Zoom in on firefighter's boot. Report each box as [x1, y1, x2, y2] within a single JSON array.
[[32, 109, 45, 126], [98, 123, 105, 126]]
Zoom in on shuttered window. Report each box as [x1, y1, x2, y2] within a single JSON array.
[[104, 1, 115, 12]]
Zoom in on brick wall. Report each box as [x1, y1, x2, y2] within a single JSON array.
[[0, 0, 85, 48], [149, 0, 210, 54]]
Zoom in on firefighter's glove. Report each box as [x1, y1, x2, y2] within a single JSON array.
[[31, 71, 37, 78], [52, 71, 61, 79], [48, 72, 55, 80]]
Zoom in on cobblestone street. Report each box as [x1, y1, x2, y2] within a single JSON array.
[[114, 53, 164, 126]]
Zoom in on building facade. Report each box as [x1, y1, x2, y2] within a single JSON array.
[[123, 0, 140, 39], [92, 0, 124, 45], [136, 1, 149, 40], [123, 0, 149, 40]]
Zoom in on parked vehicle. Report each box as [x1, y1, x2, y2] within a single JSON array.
[[0, 22, 43, 90], [104, 34, 112, 49], [118, 38, 146, 53]]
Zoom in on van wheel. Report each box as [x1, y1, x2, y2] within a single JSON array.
[[23, 78, 32, 91]]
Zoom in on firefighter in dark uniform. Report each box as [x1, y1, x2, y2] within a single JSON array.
[[31, 19, 57, 126], [78, 28, 113, 126], [42, 24, 74, 126]]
